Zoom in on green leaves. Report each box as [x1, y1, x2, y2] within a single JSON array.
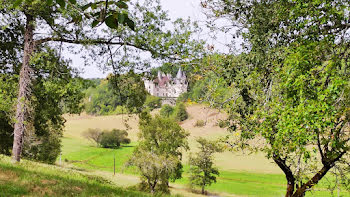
[[79, 0, 135, 30], [105, 15, 118, 29], [44, 0, 135, 30], [103, 12, 135, 30], [12, 0, 23, 8], [115, 1, 128, 9], [55, 0, 65, 8], [124, 17, 135, 30]]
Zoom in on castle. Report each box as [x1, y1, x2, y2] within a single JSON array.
[[143, 68, 188, 99]]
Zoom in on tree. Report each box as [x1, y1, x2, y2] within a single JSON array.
[[174, 102, 188, 122], [0, 47, 87, 164], [127, 149, 178, 194], [127, 111, 189, 193], [189, 138, 222, 194], [2, 0, 205, 162], [85, 71, 147, 115], [160, 104, 174, 118], [144, 95, 162, 110], [201, 0, 350, 196]]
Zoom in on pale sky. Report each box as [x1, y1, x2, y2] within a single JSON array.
[[73, 0, 234, 78]]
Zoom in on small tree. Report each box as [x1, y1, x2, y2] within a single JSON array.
[[189, 138, 222, 194], [174, 103, 188, 121], [126, 148, 178, 194], [127, 111, 189, 193], [160, 104, 174, 117]]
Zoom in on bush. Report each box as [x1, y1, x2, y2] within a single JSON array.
[[218, 120, 230, 128], [82, 128, 130, 149], [98, 129, 131, 149], [174, 103, 188, 122], [144, 95, 161, 110], [23, 132, 62, 164], [0, 112, 13, 156], [194, 120, 206, 127], [82, 128, 102, 145], [160, 104, 174, 117], [176, 92, 190, 103]]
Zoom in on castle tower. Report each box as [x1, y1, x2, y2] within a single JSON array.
[[158, 70, 162, 80], [176, 67, 183, 79]]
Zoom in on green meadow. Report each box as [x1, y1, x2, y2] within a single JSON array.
[[60, 105, 349, 197]]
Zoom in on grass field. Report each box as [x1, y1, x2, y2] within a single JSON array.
[[60, 105, 350, 197], [0, 155, 150, 197]]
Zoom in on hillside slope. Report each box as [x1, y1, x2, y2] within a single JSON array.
[[0, 155, 149, 197]]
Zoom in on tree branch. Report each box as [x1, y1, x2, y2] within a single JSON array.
[[34, 37, 182, 61]]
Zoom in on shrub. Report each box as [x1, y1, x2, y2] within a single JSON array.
[[98, 129, 130, 149], [144, 95, 161, 110], [82, 128, 102, 146], [23, 132, 62, 164], [176, 92, 189, 103], [218, 120, 229, 128], [160, 104, 174, 117], [82, 128, 130, 148], [194, 120, 206, 127], [174, 103, 188, 122]]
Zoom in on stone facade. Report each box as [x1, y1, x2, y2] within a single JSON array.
[[144, 68, 188, 99]]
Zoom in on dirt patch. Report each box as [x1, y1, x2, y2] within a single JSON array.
[[0, 169, 18, 182], [73, 186, 83, 192], [41, 179, 57, 185], [31, 185, 53, 196]]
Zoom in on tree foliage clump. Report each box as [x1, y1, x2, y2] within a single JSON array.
[[85, 71, 147, 115], [189, 138, 222, 194], [200, 0, 350, 196], [82, 128, 130, 149], [174, 102, 188, 122], [0, 46, 87, 164], [160, 104, 174, 118], [143, 95, 162, 110], [178, 65, 233, 107], [99, 129, 130, 149], [160, 103, 188, 122], [127, 111, 189, 194]]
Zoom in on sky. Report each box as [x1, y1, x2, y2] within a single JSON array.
[[73, 0, 234, 79]]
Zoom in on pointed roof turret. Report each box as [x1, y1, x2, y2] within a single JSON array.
[[176, 68, 183, 79], [158, 70, 162, 80]]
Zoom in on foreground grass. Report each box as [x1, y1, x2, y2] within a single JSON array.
[[0, 155, 149, 197]]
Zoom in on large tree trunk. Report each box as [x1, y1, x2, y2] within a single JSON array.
[[12, 14, 35, 163], [273, 154, 295, 197], [291, 165, 331, 197]]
